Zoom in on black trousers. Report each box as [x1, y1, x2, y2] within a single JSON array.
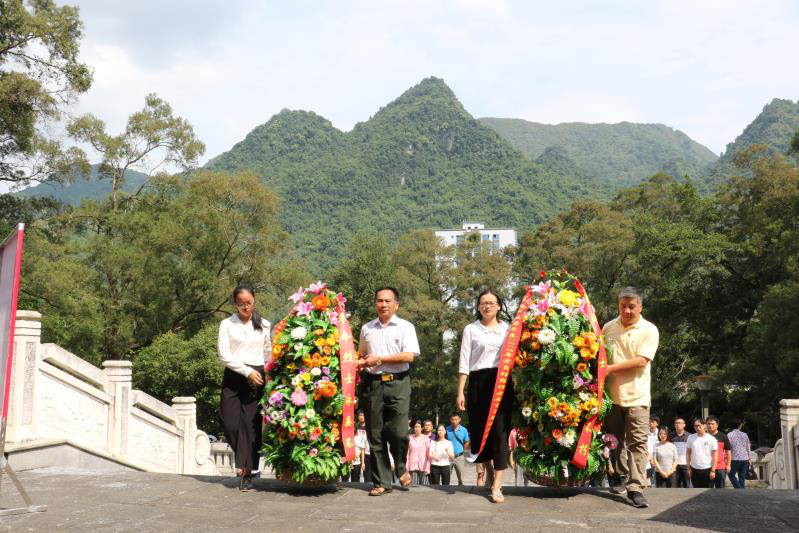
[[656, 472, 677, 488], [691, 468, 711, 488], [350, 463, 362, 482], [220, 367, 264, 472], [675, 464, 692, 488], [430, 464, 451, 485], [467, 367, 512, 469]]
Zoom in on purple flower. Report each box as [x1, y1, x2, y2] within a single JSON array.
[[322, 375, 330, 381], [602, 433, 619, 450], [264, 414, 271, 424], [322, 367, 330, 375], [291, 389, 307, 406], [572, 375, 585, 389], [268, 391, 284, 407]]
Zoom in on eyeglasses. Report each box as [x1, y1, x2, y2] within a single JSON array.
[[479, 302, 499, 308], [235, 302, 254, 309]]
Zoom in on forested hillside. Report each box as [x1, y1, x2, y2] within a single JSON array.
[[699, 98, 799, 190], [479, 118, 718, 186], [16, 166, 149, 205], [207, 77, 601, 273]]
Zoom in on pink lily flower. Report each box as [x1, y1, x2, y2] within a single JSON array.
[[309, 281, 327, 294], [532, 280, 551, 295], [288, 287, 305, 303], [328, 310, 339, 326], [295, 301, 313, 317], [335, 292, 347, 306], [535, 298, 550, 315], [579, 298, 593, 319]]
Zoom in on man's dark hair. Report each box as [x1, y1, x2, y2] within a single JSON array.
[[374, 286, 400, 301], [706, 415, 719, 424], [617, 286, 643, 304], [674, 416, 686, 424], [731, 418, 743, 428], [650, 415, 660, 424]]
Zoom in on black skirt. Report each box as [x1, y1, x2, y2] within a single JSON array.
[[220, 366, 264, 472], [467, 367, 513, 469]]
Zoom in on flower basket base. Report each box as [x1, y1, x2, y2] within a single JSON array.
[[277, 470, 339, 490], [524, 471, 590, 488]]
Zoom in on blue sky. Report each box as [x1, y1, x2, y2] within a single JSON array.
[[69, 0, 799, 163]]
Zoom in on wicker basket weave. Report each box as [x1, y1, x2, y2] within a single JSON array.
[[277, 469, 339, 487], [524, 471, 590, 488]]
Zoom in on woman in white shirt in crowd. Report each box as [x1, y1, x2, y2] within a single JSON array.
[[652, 427, 679, 488], [428, 425, 455, 485], [218, 284, 271, 492], [457, 289, 511, 503]]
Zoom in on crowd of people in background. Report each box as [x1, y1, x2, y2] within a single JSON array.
[[345, 411, 756, 491], [645, 414, 753, 489]]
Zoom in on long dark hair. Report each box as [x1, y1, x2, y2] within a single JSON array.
[[475, 289, 507, 321], [231, 283, 263, 332]]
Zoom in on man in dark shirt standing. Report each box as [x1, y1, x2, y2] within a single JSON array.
[[669, 417, 692, 488], [706, 415, 732, 488]]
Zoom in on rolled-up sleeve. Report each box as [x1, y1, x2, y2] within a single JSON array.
[[459, 326, 472, 375], [218, 320, 252, 377]]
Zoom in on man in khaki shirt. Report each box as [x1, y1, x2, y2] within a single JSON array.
[[602, 287, 659, 508]]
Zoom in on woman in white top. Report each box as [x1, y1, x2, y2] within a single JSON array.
[[652, 427, 679, 488], [428, 425, 455, 485], [457, 289, 511, 503], [218, 284, 271, 491]]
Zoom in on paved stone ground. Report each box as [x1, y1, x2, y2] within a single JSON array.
[[1, 470, 797, 532]]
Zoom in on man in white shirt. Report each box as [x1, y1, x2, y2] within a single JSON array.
[[358, 287, 420, 496], [647, 415, 660, 487]]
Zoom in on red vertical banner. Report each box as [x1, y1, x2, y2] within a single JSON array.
[[0, 224, 25, 420], [476, 287, 534, 458], [570, 279, 607, 469], [335, 303, 357, 462]]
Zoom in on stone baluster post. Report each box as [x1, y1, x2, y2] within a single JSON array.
[[780, 399, 799, 489], [103, 360, 133, 459], [173, 397, 198, 474], [6, 311, 42, 443]]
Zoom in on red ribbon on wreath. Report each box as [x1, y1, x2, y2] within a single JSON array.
[[335, 303, 358, 463], [570, 279, 608, 469]]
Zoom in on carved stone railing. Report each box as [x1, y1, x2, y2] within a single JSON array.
[[761, 399, 799, 489], [5, 310, 225, 475]]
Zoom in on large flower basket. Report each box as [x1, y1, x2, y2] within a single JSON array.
[[261, 282, 359, 486], [511, 270, 617, 487]]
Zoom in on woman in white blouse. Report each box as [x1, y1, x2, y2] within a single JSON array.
[[218, 284, 271, 491], [428, 425, 455, 485], [457, 289, 511, 503]]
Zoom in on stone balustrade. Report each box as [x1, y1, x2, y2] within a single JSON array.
[[760, 399, 799, 489], [4, 310, 229, 476]]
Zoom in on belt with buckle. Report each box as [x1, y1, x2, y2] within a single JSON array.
[[366, 370, 409, 382]]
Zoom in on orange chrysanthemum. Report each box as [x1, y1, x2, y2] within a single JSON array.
[[312, 294, 330, 311]]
